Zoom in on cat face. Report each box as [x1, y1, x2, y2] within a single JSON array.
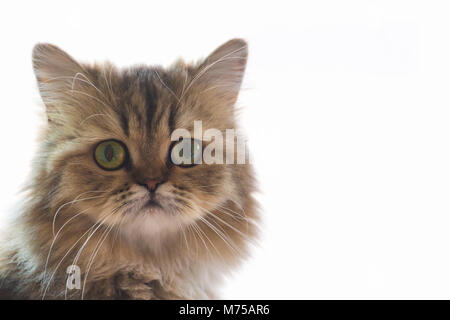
[[32, 40, 249, 244]]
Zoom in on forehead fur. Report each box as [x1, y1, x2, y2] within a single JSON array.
[[32, 40, 248, 149]]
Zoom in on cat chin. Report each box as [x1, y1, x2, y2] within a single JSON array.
[[119, 207, 183, 245]]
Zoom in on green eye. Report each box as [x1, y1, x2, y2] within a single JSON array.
[[94, 140, 127, 170], [170, 139, 202, 167]]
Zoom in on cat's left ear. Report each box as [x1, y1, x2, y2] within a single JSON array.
[[196, 39, 248, 105]]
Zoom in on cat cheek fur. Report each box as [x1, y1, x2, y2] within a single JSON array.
[[0, 39, 259, 299]]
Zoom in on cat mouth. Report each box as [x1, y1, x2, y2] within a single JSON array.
[[144, 199, 162, 208], [129, 193, 166, 215], [142, 198, 163, 212]]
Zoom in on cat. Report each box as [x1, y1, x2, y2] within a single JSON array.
[[0, 39, 259, 299]]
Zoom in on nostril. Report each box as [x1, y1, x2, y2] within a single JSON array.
[[136, 176, 167, 193], [143, 179, 162, 192]]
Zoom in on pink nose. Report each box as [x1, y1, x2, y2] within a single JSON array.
[[145, 179, 161, 192]]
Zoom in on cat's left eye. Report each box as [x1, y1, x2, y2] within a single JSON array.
[[170, 138, 202, 167], [94, 140, 127, 171]]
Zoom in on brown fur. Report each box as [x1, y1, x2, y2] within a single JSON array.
[[0, 39, 258, 299]]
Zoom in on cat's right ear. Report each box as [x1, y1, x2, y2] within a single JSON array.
[[32, 43, 85, 121]]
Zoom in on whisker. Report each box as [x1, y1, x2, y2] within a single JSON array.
[[67, 202, 126, 299], [177, 220, 190, 252], [81, 222, 116, 299], [199, 199, 248, 221], [102, 67, 113, 98], [65, 209, 117, 299], [200, 206, 252, 241], [42, 218, 100, 300], [192, 221, 223, 261], [110, 214, 127, 254], [79, 113, 116, 126], [71, 72, 108, 99], [190, 223, 211, 260], [41, 74, 109, 101], [154, 70, 180, 102], [198, 216, 239, 255], [52, 194, 107, 236], [188, 192, 249, 223], [44, 207, 90, 282], [68, 89, 112, 111]]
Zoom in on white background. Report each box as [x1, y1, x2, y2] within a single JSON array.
[[1, 0, 450, 299]]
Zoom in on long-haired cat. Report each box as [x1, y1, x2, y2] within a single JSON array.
[[0, 39, 258, 299]]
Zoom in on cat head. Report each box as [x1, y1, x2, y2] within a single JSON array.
[[32, 40, 250, 246]]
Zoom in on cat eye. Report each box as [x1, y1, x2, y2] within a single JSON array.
[[94, 140, 127, 171], [170, 138, 202, 167]]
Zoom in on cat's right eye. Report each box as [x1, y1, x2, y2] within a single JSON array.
[[94, 140, 128, 171]]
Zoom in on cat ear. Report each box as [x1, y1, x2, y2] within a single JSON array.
[[32, 43, 86, 120], [196, 39, 248, 104], [32, 43, 84, 84]]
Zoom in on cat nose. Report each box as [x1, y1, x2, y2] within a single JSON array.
[[143, 179, 162, 192]]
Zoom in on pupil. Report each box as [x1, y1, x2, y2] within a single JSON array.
[[104, 145, 114, 162]]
